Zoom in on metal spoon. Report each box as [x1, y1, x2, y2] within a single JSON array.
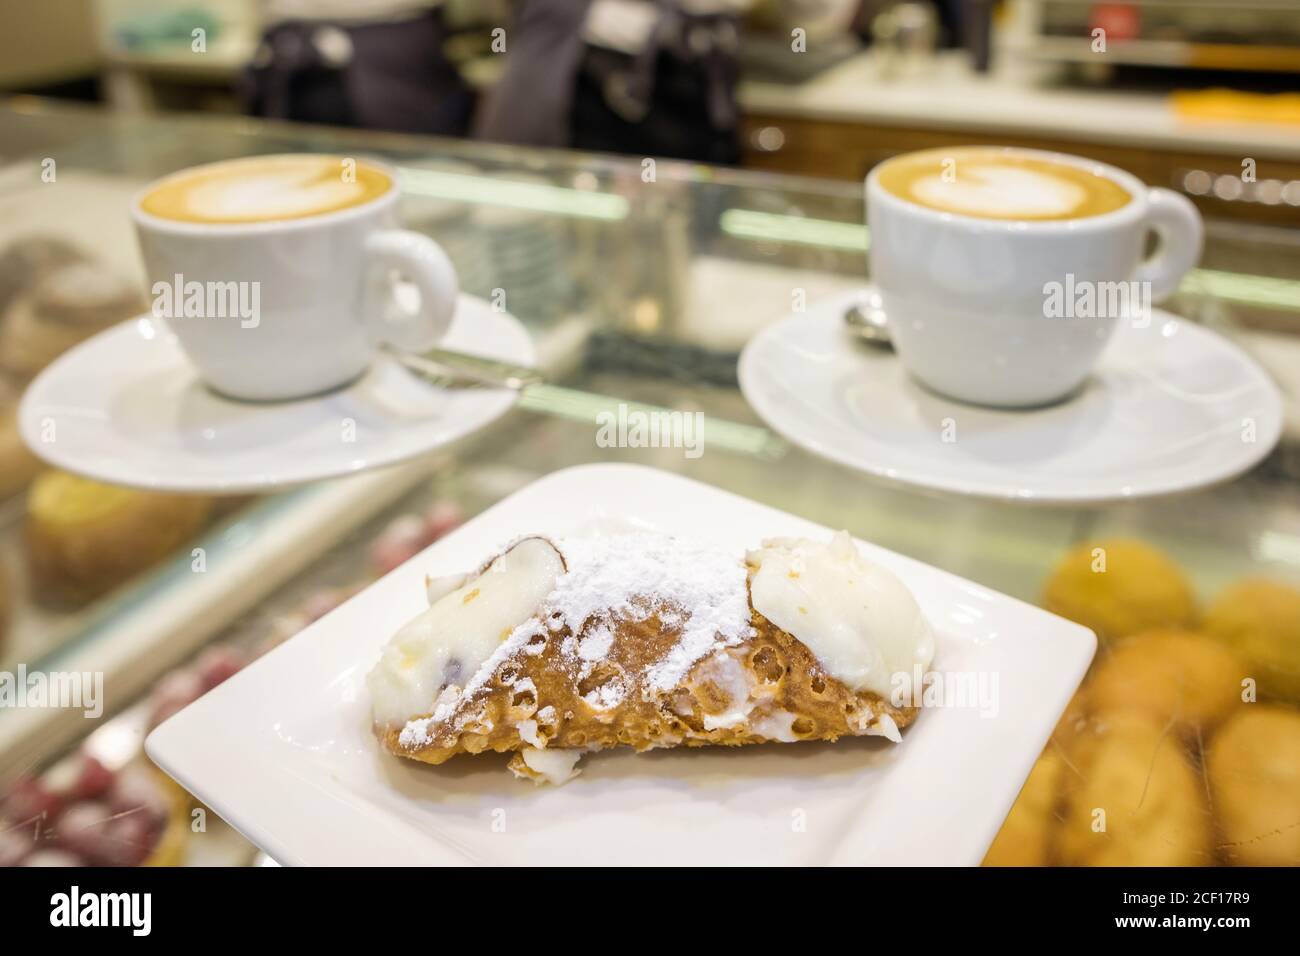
[[843, 289, 893, 350], [391, 346, 545, 390]]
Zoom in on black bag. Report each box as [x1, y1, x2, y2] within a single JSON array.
[[475, 0, 741, 165], [242, 9, 473, 136], [572, 12, 741, 165]]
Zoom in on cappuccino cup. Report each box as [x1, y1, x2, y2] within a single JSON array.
[[132, 154, 458, 401], [867, 146, 1203, 407]]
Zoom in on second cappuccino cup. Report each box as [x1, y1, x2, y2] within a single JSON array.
[[132, 154, 458, 402], [867, 147, 1204, 408]]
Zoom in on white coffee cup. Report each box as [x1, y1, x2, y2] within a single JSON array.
[[867, 147, 1203, 407], [132, 155, 458, 401]]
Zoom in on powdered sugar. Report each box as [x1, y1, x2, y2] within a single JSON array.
[[550, 534, 754, 691], [582, 679, 626, 710], [577, 626, 614, 662], [517, 719, 541, 747]]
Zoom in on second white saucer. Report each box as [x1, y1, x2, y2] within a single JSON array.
[[738, 289, 1283, 504], [19, 294, 534, 493]]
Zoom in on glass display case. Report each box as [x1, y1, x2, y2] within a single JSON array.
[[1, 99, 1297, 867]]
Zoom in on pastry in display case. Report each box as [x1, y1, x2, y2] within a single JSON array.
[[1083, 628, 1246, 734], [984, 539, 1300, 867], [0, 750, 189, 868], [1040, 538, 1198, 647], [1203, 578, 1300, 703], [0, 561, 10, 660], [0, 262, 145, 382], [1208, 706, 1300, 867], [982, 749, 1065, 868], [0, 236, 90, 320], [1056, 710, 1210, 868], [146, 644, 251, 733], [0, 488, 468, 867], [0, 240, 142, 504], [0, 384, 42, 502], [25, 470, 214, 607]]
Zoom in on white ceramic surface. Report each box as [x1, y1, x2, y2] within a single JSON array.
[[867, 147, 1203, 407], [147, 463, 1095, 867], [738, 289, 1283, 503], [132, 156, 458, 401], [18, 295, 533, 493]]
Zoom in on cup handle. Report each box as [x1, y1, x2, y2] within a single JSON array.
[[362, 229, 459, 352], [1132, 187, 1203, 304]]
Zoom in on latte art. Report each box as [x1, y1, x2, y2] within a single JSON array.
[[877, 148, 1131, 221], [139, 155, 392, 224], [909, 165, 1086, 219]]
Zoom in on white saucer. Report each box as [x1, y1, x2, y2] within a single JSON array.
[[19, 294, 534, 493], [738, 289, 1283, 504]]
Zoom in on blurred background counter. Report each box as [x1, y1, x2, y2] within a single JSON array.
[[740, 53, 1300, 199], [4, 1, 1300, 227]]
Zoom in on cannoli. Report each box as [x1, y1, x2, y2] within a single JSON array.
[[368, 531, 935, 784]]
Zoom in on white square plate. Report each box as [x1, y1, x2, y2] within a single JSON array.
[[147, 464, 1095, 866]]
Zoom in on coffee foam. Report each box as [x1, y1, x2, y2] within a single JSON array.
[[909, 165, 1086, 219], [140, 155, 392, 224], [877, 149, 1131, 222]]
